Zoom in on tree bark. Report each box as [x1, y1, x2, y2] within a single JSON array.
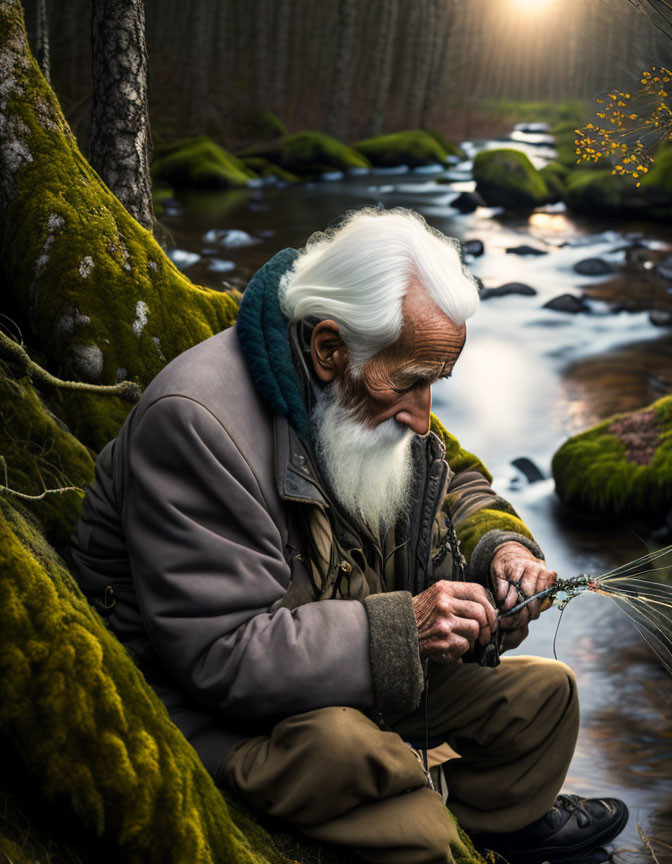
[[35, 0, 50, 83], [363, 0, 398, 138], [271, 0, 292, 118], [89, 0, 154, 232], [325, 0, 357, 140]]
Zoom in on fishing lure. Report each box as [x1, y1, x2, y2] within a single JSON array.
[[498, 543, 672, 675]]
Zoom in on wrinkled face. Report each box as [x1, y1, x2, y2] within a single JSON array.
[[310, 280, 467, 437], [342, 288, 466, 435]]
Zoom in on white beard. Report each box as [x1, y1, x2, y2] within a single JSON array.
[[310, 383, 414, 533]]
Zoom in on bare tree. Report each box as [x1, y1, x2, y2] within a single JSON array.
[[271, 0, 292, 118], [252, 0, 273, 110], [35, 0, 50, 82], [363, 0, 398, 138], [626, 0, 672, 40], [89, 0, 154, 232], [325, 0, 357, 140], [408, 0, 435, 128]]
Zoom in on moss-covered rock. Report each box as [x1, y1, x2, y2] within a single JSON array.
[[552, 396, 672, 521], [353, 130, 460, 168], [563, 159, 672, 219], [539, 160, 568, 202], [0, 1, 240, 447], [240, 156, 300, 184], [238, 131, 369, 177], [152, 136, 255, 188], [237, 110, 288, 143], [473, 148, 550, 209]]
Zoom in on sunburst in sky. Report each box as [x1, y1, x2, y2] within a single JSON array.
[[511, 0, 557, 11]]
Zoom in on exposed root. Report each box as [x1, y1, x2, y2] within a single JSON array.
[[0, 329, 141, 402]]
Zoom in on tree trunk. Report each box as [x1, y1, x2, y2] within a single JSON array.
[[407, 0, 435, 128], [89, 0, 154, 232], [363, 0, 398, 138], [420, 0, 455, 130], [35, 0, 50, 82], [252, 0, 273, 110], [271, 0, 292, 118], [325, 0, 357, 140]]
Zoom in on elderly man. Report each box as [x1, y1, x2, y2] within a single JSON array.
[[70, 208, 627, 864]]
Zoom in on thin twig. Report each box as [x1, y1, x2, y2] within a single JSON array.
[[0, 330, 141, 402], [638, 823, 661, 864]]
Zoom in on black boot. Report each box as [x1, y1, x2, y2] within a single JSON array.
[[471, 794, 629, 863]]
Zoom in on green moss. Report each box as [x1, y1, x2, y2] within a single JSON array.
[[0, 365, 94, 549], [478, 99, 588, 129], [0, 2, 241, 447], [237, 110, 288, 143], [552, 396, 672, 521], [539, 161, 567, 201], [473, 148, 550, 209], [426, 130, 463, 159], [354, 130, 459, 167], [241, 157, 300, 184], [0, 497, 291, 864], [238, 131, 370, 176], [430, 414, 536, 560], [563, 166, 672, 218], [152, 136, 255, 188], [641, 144, 672, 195]]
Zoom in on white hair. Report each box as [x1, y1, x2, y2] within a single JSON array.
[[280, 207, 480, 372]]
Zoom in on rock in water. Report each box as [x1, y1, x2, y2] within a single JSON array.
[[650, 309, 672, 327], [512, 457, 545, 484], [462, 239, 485, 258], [450, 191, 486, 213], [480, 283, 537, 300], [552, 396, 672, 522], [473, 148, 550, 210], [543, 294, 590, 314], [506, 245, 548, 256], [573, 258, 613, 276]]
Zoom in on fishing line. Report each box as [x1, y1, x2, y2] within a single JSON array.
[[553, 605, 566, 661]]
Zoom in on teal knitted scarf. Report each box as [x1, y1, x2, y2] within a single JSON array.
[[235, 247, 309, 437]]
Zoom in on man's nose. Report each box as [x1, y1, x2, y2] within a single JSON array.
[[394, 384, 432, 436]]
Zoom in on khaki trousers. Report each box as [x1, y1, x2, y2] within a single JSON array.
[[222, 656, 580, 864]]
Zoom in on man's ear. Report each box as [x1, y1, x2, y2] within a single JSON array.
[[310, 319, 349, 383]]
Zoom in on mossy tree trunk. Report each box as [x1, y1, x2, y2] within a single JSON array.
[[0, 0, 239, 448], [90, 0, 154, 232]]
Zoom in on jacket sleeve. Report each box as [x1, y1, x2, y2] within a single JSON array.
[[122, 395, 385, 721], [430, 414, 544, 584]]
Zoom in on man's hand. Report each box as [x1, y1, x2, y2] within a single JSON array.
[[412, 581, 497, 664], [492, 542, 556, 650]]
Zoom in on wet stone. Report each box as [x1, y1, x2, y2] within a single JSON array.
[[506, 244, 548, 256], [511, 457, 545, 484], [462, 239, 484, 258], [650, 309, 672, 327], [573, 258, 614, 276], [543, 294, 590, 314], [480, 282, 537, 300], [450, 191, 485, 213]]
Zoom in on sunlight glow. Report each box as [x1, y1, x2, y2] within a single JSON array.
[[511, 0, 556, 11]]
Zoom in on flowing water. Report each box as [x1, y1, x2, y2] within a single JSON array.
[[162, 128, 672, 862]]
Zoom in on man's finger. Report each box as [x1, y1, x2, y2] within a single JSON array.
[[438, 581, 497, 629]]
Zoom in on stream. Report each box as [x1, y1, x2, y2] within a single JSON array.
[[161, 126, 672, 863]]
